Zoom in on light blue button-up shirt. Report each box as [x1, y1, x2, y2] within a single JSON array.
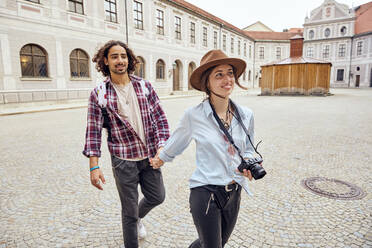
[[159, 99, 255, 195]]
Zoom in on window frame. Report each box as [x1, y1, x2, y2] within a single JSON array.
[[133, 1, 143, 30], [259, 46, 264, 59], [338, 44, 346, 57], [230, 37, 234, 53], [213, 31, 218, 49], [307, 47, 314, 57], [156, 9, 164, 35], [156, 59, 165, 80], [69, 48, 90, 78], [336, 69, 344, 81], [175, 16, 181, 40], [357, 41, 363, 56], [190, 22, 195, 44], [202, 27, 208, 47], [276, 47, 281, 60], [20, 44, 49, 78], [322, 45, 330, 58], [222, 34, 226, 51], [105, 0, 118, 23], [68, 0, 84, 14]]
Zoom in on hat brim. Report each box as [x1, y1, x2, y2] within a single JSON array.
[[190, 58, 246, 92]]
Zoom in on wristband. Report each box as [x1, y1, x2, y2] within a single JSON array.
[[90, 166, 100, 172]]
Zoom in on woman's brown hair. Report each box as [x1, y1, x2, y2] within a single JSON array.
[[92, 40, 138, 77]]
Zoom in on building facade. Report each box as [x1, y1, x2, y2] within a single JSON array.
[[303, 0, 372, 87], [0, 0, 254, 104]]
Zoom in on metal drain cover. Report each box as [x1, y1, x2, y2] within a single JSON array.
[[301, 177, 366, 200]]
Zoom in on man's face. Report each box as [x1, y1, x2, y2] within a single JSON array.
[[104, 45, 129, 76]]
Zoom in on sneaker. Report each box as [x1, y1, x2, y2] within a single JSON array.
[[137, 219, 147, 239]]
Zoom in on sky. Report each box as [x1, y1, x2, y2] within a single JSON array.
[[184, 0, 371, 32]]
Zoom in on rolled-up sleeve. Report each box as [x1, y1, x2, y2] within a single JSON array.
[[159, 109, 192, 162], [82, 90, 103, 158]]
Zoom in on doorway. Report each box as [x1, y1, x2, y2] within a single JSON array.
[[355, 75, 360, 87]]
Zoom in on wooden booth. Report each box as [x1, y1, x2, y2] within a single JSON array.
[[260, 36, 332, 96]]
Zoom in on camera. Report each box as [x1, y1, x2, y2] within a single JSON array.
[[238, 157, 266, 180]]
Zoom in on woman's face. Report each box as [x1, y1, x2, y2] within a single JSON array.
[[208, 64, 235, 98]]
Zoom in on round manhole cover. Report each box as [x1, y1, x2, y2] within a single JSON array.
[[301, 177, 366, 200]]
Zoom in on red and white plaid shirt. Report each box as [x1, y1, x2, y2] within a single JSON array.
[[83, 75, 170, 159]]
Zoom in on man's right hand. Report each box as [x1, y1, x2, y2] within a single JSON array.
[[90, 169, 106, 190]]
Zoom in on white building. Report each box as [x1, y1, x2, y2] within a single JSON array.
[[0, 0, 254, 104], [303, 0, 372, 87]]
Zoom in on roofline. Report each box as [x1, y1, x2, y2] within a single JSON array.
[[354, 31, 372, 37], [166, 0, 255, 42]]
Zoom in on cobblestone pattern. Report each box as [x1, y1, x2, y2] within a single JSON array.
[[0, 89, 371, 248]]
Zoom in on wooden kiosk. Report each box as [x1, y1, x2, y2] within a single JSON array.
[[260, 35, 332, 96]]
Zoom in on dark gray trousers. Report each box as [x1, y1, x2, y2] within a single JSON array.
[[111, 156, 165, 248], [188, 185, 242, 248]]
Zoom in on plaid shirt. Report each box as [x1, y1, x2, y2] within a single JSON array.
[[83, 75, 170, 159]]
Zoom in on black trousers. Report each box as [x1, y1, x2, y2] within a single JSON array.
[[188, 185, 242, 248], [111, 156, 165, 248]]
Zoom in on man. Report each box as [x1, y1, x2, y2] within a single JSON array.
[[83, 40, 169, 248]]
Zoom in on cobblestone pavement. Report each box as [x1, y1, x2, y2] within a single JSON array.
[[0, 89, 371, 248]]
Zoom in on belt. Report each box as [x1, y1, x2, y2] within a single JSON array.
[[210, 183, 240, 192]]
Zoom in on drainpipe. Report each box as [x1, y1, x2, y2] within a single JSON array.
[[124, 0, 129, 44], [348, 36, 353, 88]]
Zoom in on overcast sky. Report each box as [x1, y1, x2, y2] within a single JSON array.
[[185, 0, 370, 32]]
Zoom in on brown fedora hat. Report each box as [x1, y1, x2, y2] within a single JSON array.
[[190, 50, 246, 91]]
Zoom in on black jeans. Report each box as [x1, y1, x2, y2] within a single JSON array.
[[111, 156, 165, 248], [188, 185, 242, 248]]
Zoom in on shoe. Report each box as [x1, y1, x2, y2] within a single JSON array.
[[137, 219, 147, 239]]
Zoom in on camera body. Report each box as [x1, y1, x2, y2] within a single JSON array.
[[238, 157, 266, 180]]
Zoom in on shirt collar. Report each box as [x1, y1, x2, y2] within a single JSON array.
[[202, 98, 246, 120]]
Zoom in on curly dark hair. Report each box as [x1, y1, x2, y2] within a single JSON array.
[[92, 40, 138, 77]]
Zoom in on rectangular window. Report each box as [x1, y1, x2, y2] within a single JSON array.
[[190, 22, 195, 44], [244, 43, 246, 56], [231, 38, 234, 53], [213, 31, 218, 49], [238, 41, 241, 55], [338, 44, 346, 57], [223, 35, 226, 51], [133, 1, 143, 30], [357, 41, 362, 56], [259, 47, 264, 59], [105, 0, 117, 23], [307, 47, 314, 57], [69, 0, 84, 14], [276, 47, 281, 60], [156, 9, 164, 35], [337, 69, 344, 81], [175, 16, 181, 40], [249, 45, 252, 58], [203, 27, 208, 47], [323, 45, 330, 58]]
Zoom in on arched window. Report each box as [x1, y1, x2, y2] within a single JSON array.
[[248, 70, 251, 81], [156, 59, 165, 80], [134, 56, 145, 78], [70, 49, 90, 78], [243, 71, 246, 81], [20, 44, 48, 77], [188, 62, 196, 90]]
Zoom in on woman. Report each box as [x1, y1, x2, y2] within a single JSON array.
[[151, 50, 262, 248]]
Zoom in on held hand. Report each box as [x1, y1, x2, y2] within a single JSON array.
[[150, 155, 164, 169], [236, 168, 253, 181], [90, 169, 106, 190]]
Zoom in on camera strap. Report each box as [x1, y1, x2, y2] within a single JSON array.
[[209, 99, 262, 159]]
